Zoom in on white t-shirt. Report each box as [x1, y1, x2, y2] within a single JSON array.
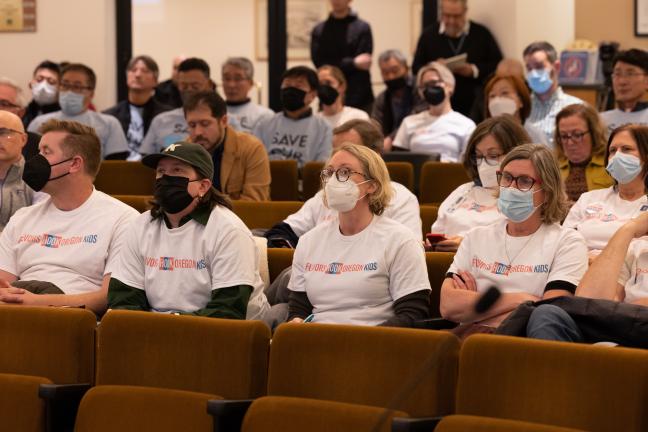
[[28, 110, 129, 159], [0, 190, 138, 294], [392, 110, 476, 162], [111, 206, 270, 320], [284, 181, 422, 239], [563, 187, 648, 252], [288, 215, 430, 325], [600, 108, 648, 135], [448, 220, 588, 297], [431, 182, 504, 237], [318, 106, 369, 129], [618, 238, 648, 303]]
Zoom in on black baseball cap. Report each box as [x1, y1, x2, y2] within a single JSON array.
[[142, 141, 214, 180]]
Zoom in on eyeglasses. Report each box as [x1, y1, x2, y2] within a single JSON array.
[[59, 82, 93, 93], [611, 71, 646, 79], [559, 130, 589, 142], [472, 153, 503, 166], [320, 167, 369, 183], [0, 127, 25, 139], [496, 171, 542, 192], [0, 99, 21, 110]]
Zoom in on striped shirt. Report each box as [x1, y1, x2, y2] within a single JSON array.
[[525, 87, 584, 148]]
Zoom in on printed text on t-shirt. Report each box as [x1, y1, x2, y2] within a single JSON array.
[[304, 261, 378, 275]]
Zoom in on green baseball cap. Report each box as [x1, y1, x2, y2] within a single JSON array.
[[142, 141, 214, 180]]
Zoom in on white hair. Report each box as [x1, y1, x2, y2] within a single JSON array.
[[0, 76, 27, 108]]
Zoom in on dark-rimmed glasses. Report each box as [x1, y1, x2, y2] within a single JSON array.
[[320, 167, 369, 183], [496, 171, 542, 191]]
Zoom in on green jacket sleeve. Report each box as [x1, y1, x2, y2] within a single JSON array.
[[180, 285, 253, 320], [108, 277, 151, 311]]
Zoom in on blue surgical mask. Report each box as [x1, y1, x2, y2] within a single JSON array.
[[497, 186, 542, 223], [59, 91, 86, 116], [526, 68, 553, 94], [606, 152, 643, 184]]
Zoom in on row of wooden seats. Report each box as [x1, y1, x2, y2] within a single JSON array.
[[95, 160, 469, 204], [2, 305, 648, 431], [111, 196, 440, 240]]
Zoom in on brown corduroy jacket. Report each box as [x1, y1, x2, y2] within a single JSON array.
[[221, 127, 271, 201]]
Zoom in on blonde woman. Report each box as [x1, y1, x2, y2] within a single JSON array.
[[288, 143, 431, 327], [317, 65, 369, 128], [440, 144, 587, 331]]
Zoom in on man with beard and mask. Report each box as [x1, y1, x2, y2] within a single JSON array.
[[22, 60, 61, 129], [523, 41, 583, 147], [0, 119, 138, 315], [140, 58, 237, 155], [412, 0, 502, 118], [390, 61, 475, 161], [185, 91, 270, 201], [253, 66, 332, 168], [106, 142, 270, 322], [221, 57, 274, 134], [0, 76, 41, 159], [27, 63, 130, 159], [104, 55, 172, 161], [372, 49, 426, 149], [316, 64, 368, 128]]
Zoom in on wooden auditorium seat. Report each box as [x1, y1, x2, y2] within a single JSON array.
[[419, 162, 470, 205], [231, 200, 302, 230], [269, 160, 299, 201], [94, 160, 156, 195]]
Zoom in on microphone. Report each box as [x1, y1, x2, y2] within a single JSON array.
[[370, 286, 502, 432]]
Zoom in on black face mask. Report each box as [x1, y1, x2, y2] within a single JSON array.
[[154, 175, 199, 214], [317, 84, 339, 105], [281, 87, 307, 111], [385, 76, 407, 92], [423, 85, 445, 106], [22, 154, 72, 192]]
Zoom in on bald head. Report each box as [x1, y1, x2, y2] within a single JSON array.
[[0, 110, 27, 166], [0, 110, 25, 133]]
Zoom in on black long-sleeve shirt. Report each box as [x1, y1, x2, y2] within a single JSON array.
[[412, 20, 502, 117], [311, 11, 374, 110]]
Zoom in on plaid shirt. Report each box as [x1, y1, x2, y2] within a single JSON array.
[[525, 87, 584, 147]]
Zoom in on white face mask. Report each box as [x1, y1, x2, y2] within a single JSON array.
[[488, 96, 518, 117], [31, 81, 58, 105], [478, 161, 500, 188], [324, 176, 369, 213]]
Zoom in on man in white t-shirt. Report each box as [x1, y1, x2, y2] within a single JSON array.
[[265, 118, 422, 248], [0, 119, 138, 314], [527, 212, 648, 343], [107, 142, 269, 320], [600, 49, 648, 134]]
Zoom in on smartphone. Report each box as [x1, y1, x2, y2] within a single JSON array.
[[426, 233, 448, 244]]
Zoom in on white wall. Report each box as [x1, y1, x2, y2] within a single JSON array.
[[0, 0, 116, 110]]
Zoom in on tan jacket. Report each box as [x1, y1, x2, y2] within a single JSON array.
[[221, 127, 271, 201], [559, 153, 614, 192]]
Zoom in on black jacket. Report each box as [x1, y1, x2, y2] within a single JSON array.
[[311, 11, 374, 109], [412, 20, 502, 117], [155, 79, 183, 109], [22, 100, 60, 129], [103, 96, 172, 138], [371, 75, 426, 138]]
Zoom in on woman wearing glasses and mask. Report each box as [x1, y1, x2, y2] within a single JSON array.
[[554, 104, 613, 203], [287, 143, 431, 327], [430, 115, 531, 252], [440, 144, 587, 332], [388, 62, 475, 161], [564, 124, 648, 261]]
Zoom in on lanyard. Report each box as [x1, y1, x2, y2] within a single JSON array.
[[447, 33, 467, 56]]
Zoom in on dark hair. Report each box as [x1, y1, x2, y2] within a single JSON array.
[[333, 119, 384, 153], [127, 55, 160, 79], [554, 103, 607, 162], [178, 57, 211, 77], [281, 66, 318, 90], [61, 63, 96, 90], [483, 74, 532, 122], [613, 49, 648, 74], [462, 115, 532, 182], [183, 91, 227, 119], [33, 60, 60, 77], [523, 41, 558, 64], [605, 124, 648, 183]]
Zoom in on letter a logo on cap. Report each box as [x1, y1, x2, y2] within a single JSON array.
[[165, 143, 182, 152]]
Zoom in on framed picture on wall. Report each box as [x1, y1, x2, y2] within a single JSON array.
[[635, 0, 648, 36], [255, 0, 329, 61], [0, 0, 36, 32]]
